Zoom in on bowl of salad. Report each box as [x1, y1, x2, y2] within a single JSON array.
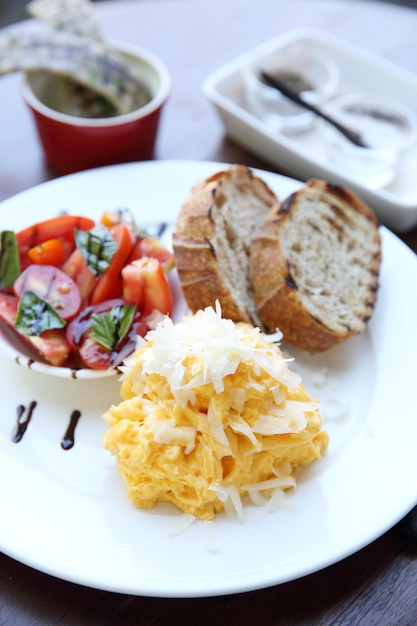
[[0, 208, 181, 379]]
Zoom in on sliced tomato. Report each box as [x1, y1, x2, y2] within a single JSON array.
[[129, 236, 175, 273], [89, 223, 135, 305], [29, 329, 72, 366], [99, 209, 135, 231], [0, 290, 71, 366], [66, 298, 144, 369], [122, 257, 173, 316], [16, 215, 95, 269], [14, 265, 81, 321], [27, 238, 66, 266], [61, 248, 97, 303], [16, 215, 95, 251], [120, 262, 145, 307], [0, 290, 18, 325], [77, 335, 116, 370]]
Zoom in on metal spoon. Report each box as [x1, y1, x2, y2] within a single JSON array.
[[260, 70, 368, 148]]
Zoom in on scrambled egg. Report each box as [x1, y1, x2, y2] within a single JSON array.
[[102, 304, 328, 521]]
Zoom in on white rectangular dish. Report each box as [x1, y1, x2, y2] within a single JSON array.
[[202, 27, 417, 233]]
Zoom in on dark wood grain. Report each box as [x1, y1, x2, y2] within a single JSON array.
[[1, 527, 416, 625], [1, 1, 417, 623]]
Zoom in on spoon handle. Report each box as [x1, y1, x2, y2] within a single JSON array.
[[260, 71, 368, 148]]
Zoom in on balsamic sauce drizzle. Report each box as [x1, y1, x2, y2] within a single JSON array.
[[11, 402, 82, 450], [61, 410, 82, 450], [11, 401, 37, 443]]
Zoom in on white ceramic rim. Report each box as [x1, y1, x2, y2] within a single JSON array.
[[21, 40, 171, 127]]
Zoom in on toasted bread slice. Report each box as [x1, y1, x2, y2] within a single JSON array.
[[250, 179, 382, 352], [172, 165, 279, 325]]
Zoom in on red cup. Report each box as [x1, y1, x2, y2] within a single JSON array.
[[22, 42, 170, 175]]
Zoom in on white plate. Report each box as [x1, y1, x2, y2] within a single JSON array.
[[1, 160, 417, 598], [203, 27, 417, 233]]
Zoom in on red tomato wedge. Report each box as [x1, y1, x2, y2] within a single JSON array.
[[89, 223, 135, 305], [122, 257, 173, 316], [0, 291, 18, 325], [27, 238, 66, 266], [129, 236, 175, 273], [14, 265, 81, 321], [0, 291, 71, 366], [61, 248, 96, 303], [16, 215, 95, 250], [16, 215, 95, 268]]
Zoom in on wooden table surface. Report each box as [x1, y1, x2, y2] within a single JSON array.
[[1, 1, 417, 623]]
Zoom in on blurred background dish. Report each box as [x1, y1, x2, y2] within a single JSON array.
[[202, 27, 417, 232]]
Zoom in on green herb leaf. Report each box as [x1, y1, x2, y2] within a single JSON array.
[[15, 291, 66, 336], [75, 224, 118, 276], [0, 230, 21, 287], [91, 304, 136, 351]]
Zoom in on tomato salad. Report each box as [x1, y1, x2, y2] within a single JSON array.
[[0, 210, 174, 370]]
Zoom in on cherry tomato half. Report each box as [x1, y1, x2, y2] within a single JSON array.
[[14, 265, 81, 321], [0, 290, 71, 366], [66, 298, 147, 370], [27, 238, 66, 266], [16, 215, 95, 269]]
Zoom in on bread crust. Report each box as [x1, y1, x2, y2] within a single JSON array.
[[173, 165, 279, 323], [250, 179, 382, 352], [171, 235, 250, 321]]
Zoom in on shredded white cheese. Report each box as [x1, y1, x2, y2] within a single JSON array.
[[104, 302, 328, 521], [127, 301, 302, 410]]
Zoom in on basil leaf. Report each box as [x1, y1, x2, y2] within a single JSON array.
[[0, 230, 21, 287], [75, 225, 118, 276], [91, 305, 136, 351], [15, 290, 66, 336]]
